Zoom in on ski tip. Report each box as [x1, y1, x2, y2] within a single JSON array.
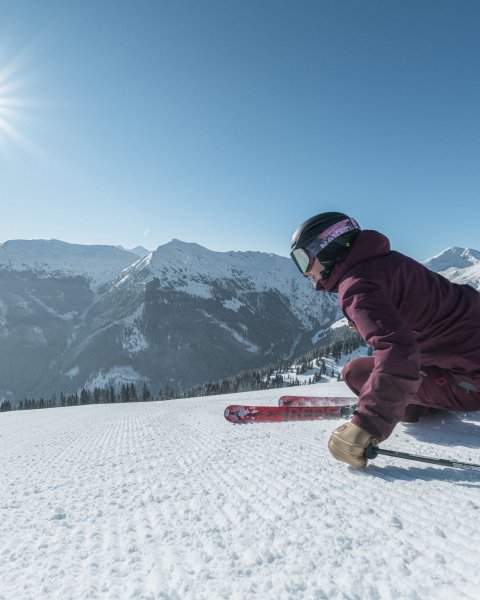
[[224, 405, 247, 424], [224, 406, 238, 424]]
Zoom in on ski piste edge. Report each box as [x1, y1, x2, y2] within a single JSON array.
[[278, 395, 356, 407], [224, 402, 358, 424]]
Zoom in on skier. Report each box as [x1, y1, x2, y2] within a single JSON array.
[[290, 212, 480, 468]]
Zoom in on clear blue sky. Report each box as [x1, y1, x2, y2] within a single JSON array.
[[1, 0, 480, 260]]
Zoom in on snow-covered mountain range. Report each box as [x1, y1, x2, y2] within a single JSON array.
[[0, 239, 139, 289], [423, 246, 480, 289], [0, 239, 337, 402], [0, 240, 478, 402]]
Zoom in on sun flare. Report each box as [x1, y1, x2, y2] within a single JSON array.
[[0, 43, 40, 156]]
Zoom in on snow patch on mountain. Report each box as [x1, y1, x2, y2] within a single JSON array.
[[65, 366, 79, 379], [222, 298, 244, 312], [331, 317, 348, 329], [85, 366, 145, 390], [122, 327, 149, 353], [181, 281, 214, 299]]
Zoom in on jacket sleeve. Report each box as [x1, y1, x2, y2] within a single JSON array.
[[339, 276, 422, 441]]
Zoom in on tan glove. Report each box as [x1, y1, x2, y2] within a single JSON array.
[[328, 422, 378, 468]]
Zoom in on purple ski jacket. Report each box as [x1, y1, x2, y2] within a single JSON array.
[[316, 230, 480, 441]]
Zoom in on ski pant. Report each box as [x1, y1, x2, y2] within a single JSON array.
[[343, 357, 480, 418]]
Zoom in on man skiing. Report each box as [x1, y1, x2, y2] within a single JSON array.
[[290, 212, 480, 468]]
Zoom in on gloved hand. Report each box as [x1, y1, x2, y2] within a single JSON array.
[[328, 422, 378, 468]]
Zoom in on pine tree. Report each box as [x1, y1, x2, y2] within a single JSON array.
[[67, 393, 79, 406], [162, 384, 175, 400], [141, 383, 151, 402], [129, 383, 139, 402], [120, 384, 130, 403], [93, 388, 102, 404], [80, 388, 91, 405], [0, 400, 12, 412], [108, 385, 116, 403]]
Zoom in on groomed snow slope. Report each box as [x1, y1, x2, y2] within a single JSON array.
[[1, 382, 480, 600]]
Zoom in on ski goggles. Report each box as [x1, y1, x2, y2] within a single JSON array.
[[290, 217, 360, 274]]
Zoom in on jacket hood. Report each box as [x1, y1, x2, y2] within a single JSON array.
[[316, 230, 391, 293]]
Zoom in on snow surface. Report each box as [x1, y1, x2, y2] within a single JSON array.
[[1, 381, 480, 599]]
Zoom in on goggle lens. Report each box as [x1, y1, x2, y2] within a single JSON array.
[[291, 248, 313, 274]]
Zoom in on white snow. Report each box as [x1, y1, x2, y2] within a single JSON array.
[[311, 318, 350, 344], [122, 326, 149, 353], [1, 381, 479, 599], [65, 366, 79, 379], [222, 298, 244, 312], [180, 281, 214, 299], [330, 317, 348, 329]]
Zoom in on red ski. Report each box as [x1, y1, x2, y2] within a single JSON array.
[[224, 403, 358, 424], [278, 395, 356, 407]]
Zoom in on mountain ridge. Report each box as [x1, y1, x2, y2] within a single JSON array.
[[423, 246, 480, 289], [0, 239, 139, 288]]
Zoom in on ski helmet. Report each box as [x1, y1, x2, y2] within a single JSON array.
[[290, 212, 360, 277]]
